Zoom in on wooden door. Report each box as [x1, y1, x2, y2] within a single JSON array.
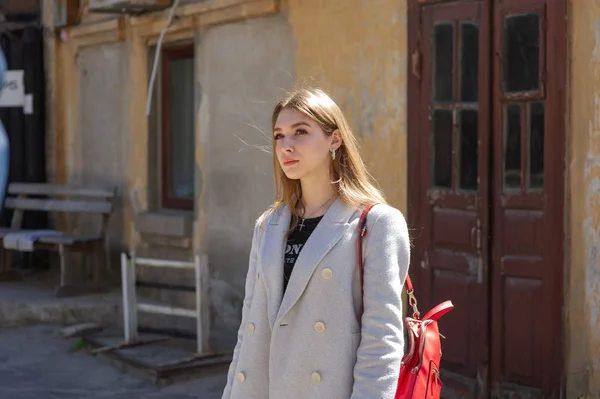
[[490, 0, 565, 397], [407, 0, 566, 397], [417, 1, 491, 397]]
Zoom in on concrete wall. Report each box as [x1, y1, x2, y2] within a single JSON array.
[[199, 14, 294, 345], [76, 44, 128, 257], [43, 7, 293, 346], [566, 1, 600, 397]]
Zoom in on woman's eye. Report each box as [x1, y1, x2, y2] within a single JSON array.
[[296, 129, 308, 135], [273, 133, 283, 140]]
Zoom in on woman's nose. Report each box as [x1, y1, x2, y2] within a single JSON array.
[[279, 137, 293, 153]]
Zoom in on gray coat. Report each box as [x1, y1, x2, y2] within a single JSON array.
[[221, 199, 410, 399]]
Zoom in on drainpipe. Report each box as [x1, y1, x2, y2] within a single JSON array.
[[146, 0, 181, 116]]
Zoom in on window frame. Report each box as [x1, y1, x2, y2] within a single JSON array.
[[160, 43, 195, 211]]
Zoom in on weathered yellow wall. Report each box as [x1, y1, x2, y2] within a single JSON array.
[[285, 0, 408, 212], [567, 1, 600, 397], [42, 0, 279, 252]]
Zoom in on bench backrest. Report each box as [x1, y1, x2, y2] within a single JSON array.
[[4, 183, 117, 230]]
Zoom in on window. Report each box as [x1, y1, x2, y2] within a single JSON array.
[[501, 12, 545, 192], [157, 44, 195, 210], [430, 20, 480, 192]]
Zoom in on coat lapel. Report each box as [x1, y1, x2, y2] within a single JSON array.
[[262, 205, 290, 330], [275, 198, 356, 323]]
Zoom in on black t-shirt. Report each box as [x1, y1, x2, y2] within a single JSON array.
[[283, 215, 324, 293]]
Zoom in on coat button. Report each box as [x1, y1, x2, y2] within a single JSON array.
[[247, 323, 255, 334], [314, 322, 325, 333], [236, 372, 246, 383], [312, 372, 321, 383], [321, 268, 333, 279]]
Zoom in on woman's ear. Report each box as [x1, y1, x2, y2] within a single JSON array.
[[331, 129, 343, 150]]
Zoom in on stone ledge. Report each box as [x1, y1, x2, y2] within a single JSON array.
[[0, 301, 121, 328], [0, 280, 122, 328]]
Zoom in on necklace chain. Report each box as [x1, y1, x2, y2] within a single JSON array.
[[298, 193, 337, 231]]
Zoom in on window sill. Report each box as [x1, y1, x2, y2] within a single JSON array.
[[135, 210, 193, 238]]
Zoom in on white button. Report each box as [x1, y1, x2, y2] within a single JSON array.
[[321, 268, 333, 279], [236, 372, 245, 383], [314, 322, 325, 333], [312, 372, 321, 383], [247, 323, 255, 333]]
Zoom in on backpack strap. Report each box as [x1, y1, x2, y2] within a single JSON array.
[[358, 204, 420, 318]]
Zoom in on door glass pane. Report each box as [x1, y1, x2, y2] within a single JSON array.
[[168, 57, 195, 199], [432, 109, 453, 188], [529, 102, 544, 190], [504, 103, 521, 190], [434, 23, 454, 102], [503, 13, 540, 93], [459, 110, 478, 191], [460, 22, 479, 102]]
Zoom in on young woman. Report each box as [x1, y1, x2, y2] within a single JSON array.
[[221, 87, 410, 399]]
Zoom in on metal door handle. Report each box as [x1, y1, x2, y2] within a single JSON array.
[[470, 226, 481, 251], [471, 223, 483, 284]]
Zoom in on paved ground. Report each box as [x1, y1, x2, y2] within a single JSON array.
[[0, 325, 228, 399]]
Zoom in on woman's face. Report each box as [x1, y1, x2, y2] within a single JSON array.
[[273, 108, 333, 181]]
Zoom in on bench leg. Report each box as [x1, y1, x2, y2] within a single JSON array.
[[0, 247, 21, 282], [55, 244, 76, 297], [92, 241, 105, 285], [58, 244, 73, 287], [54, 243, 109, 298]]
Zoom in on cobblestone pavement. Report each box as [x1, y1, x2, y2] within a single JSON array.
[[0, 325, 228, 399]]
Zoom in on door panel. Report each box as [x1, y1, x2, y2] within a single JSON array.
[[491, 0, 564, 397], [419, 2, 491, 396]]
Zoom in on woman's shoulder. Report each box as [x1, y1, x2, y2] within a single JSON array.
[[365, 203, 407, 228], [363, 204, 410, 256], [358, 203, 409, 244]]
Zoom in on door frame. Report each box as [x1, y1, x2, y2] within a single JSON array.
[[406, 0, 567, 396]]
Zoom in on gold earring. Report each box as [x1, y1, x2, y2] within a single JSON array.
[[331, 148, 336, 160]]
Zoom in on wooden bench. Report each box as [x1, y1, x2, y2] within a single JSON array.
[[0, 182, 116, 297]]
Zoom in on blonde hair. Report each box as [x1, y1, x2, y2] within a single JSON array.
[[262, 87, 387, 231]]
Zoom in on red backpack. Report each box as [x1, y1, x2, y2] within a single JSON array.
[[358, 205, 454, 398]]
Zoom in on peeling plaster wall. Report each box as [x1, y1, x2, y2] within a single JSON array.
[[76, 44, 128, 261], [198, 14, 295, 345], [567, 1, 600, 397], [285, 0, 408, 211]]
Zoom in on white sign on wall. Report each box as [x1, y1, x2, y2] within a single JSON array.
[[0, 70, 25, 107]]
